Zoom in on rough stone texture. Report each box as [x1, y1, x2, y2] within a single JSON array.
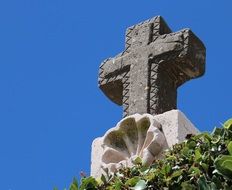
[[91, 110, 199, 178], [154, 110, 199, 147], [98, 16, 206, 117]]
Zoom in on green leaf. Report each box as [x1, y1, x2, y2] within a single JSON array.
[[211, 175, 222, 189], [201, 132, 212, 141], [227, 141, 232, 156], [189, 166, 201, 177], [113, 179, 123, 190], [197, 176, 210, 190], [195, 148, 202, 162], [125, 176, 140, 187], [132, 180, 147, 190], [131, 167, 140, 176], [165, 164, 172, 175], [212, 127, 222, 136], [79, 177, 97, 190], [211, 135, 221, 144], [224, 119, 232, 130], [133, 156, 142, 165], [188, 140, 196, 149], [200, 162, 209, 172], [214, 155, 232, 179], [181, 181, 196, 190], [182, 147, 190, 157], [100, 174, 107, 185], [182, 146, 194, 159], [140, 166, 150, 175], [161, 164, 171, 176], [171, 170, 183, 179], [69, 178, 78, 190], [209, 182, 217, 190]]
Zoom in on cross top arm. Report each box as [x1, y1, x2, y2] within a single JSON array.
[[98, 16, 206, 117]]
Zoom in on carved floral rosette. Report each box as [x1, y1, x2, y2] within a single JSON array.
[[101, 114, 168, 173]]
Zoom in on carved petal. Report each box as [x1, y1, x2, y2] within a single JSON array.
[[102, 147, 128, 164], [141, 126, 166, 165]]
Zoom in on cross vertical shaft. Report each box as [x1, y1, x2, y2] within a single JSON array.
[[98, 16, 206, 117]]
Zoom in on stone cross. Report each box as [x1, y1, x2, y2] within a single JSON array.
[[98, 16, 206, 117]]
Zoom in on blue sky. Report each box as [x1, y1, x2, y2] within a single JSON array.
[[0, 0, 231, 189]]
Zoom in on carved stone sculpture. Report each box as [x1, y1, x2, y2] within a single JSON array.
[[101, 114, 167, 173], [98, 16, 206, 117]]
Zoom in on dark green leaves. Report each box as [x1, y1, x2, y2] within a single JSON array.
[[125, 176, 140, 187], [214, 155, 232, 179], [227, 141, 232, 155], [197, 176, 218, 190], [224, 119, 232, 130], [79, 177, 97, 190], [69, 178, 78, 190], [197, 176, 211, 190]]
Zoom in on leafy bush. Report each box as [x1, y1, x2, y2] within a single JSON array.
[[57, 119, 232, 190]]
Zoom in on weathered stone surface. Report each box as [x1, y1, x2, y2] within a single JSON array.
[[98, 16, 206, 117], [91, 110, 199, 178], [154, 110, 199, 147]]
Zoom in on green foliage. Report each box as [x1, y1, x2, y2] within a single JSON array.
[[224, 119, 232, 130], [70, 178, 78, 190], [57, 119, 232, 190]]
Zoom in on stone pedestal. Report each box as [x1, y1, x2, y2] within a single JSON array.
[[91, 110, 199, 178]]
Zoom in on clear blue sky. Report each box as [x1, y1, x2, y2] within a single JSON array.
[[0, 0, 231, 189]]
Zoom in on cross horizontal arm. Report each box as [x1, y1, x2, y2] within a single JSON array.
[[147, 29, 205, 86], [98, 16, 206, 117], [98, 55, 127, 105]]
